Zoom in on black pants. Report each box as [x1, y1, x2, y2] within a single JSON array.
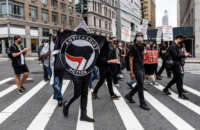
[[67, 76, 90, 114], [157, 60, 171, 77], [165, 66, 183, 96], [128, 70, 145, 105], [93, 68, 115, 96]]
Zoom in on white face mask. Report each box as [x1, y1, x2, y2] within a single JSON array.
[[136, 37, 143, 43]]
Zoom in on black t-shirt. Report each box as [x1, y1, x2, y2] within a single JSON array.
[[129, 43, 144, 71], [160, 45, 167, 59], [9, 44, 25, 67]]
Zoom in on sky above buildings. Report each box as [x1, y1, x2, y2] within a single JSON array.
[[156, 0, 177, 27]]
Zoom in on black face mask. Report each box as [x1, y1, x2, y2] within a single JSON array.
[[18, 40, 22, 44]]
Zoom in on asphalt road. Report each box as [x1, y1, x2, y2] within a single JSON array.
[[0, 59, 200, 130]]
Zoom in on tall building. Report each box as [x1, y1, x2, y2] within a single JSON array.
[[82, 0, 116, 37], [117, 0, 141, 41], [162, 10, 169, 25], [0, 0, 77, 56], [141, 0, 156, 29], [177, 0, 200, 58]]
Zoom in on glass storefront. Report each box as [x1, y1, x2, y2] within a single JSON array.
[[31, 39, 39, 53]]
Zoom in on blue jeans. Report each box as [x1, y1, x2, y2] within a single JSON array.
[[128, 78, 136, 85], [89, 67, 98, 88], [53, 75, 63, 100]]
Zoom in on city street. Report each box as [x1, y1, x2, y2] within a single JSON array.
[[0, 59, 200, 130]]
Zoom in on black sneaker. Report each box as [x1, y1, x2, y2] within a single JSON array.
[[58, 99, 63, 107], [125, 94, 135, 103], [17, 89, 23, 95], [179, 94, 189, 100], [140, 104, 150, 111], [163, 88, 171, 95], [111, 95, 121, 100], [21, 86, 26, 92], [92, 92, 99, 99], [80, 115, 95, 122], [156, 75, 162, 80]]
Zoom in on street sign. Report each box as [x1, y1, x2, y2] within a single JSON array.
[[162, 26, 173, 41]]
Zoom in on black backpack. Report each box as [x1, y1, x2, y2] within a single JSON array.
[[164, 49, 174, 70]]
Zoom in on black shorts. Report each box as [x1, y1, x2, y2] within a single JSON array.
[[144, 64, 157, 75], [13, 64, 29, 75]]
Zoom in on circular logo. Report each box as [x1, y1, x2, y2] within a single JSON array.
[[60, 34, 100, 76]]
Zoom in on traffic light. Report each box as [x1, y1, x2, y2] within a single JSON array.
[[75, 3, 81, 13], [83, 3, 88, 13]]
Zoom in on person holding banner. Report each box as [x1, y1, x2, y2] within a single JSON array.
[[125, 32, 150, 111], [144, 42, 158, 85]]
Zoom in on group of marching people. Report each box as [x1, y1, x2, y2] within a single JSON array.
[[38, 28, 190, 122]]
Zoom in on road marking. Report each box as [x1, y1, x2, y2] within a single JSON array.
[[111, 85, 144, 130], [27, 80, 70, 130], [0, 77, 14, 86], [144, 91, 195, 130], [183, 85, 200, 97], [152, 83, 200, 116], [76, 90, 94, 130], [0, 80, 47, 125], [0, 85, 17, 98]]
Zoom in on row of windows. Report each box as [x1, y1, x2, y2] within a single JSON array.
[[0, 1, 74, 26], [37, 0, 73, 6], [93, 16, 111, 31], [93, 2, 116, 19]]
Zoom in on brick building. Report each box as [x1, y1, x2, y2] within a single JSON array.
[[0, 0, 79, 56]]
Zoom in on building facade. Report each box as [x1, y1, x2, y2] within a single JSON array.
[[0, 0, 77, 56], [177, 0, 200, 58], [83, 0, 116, 37], [117, 0, 141, 42], [141, 0, 156, 29]]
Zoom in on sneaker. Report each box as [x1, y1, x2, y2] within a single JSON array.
[[179, 94, 189, 100], [125, 94, 135, 103], [182, 89, 189, 94], [140, 104, 150, 111], [92, 92, 99, 99], [111, 95, 121, 100], [80, 115, 95, 122], [17, 89, 23, 95], [156, 75, 162, 80], [163, 88, 171, 95], [21, 86, 26, 92], [58, 99, 63, 107]]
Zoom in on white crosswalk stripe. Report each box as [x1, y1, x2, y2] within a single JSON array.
[[27, 80, 70, 130], [144, 91, 195, 130], [0, 77, 14, 86], [0, 85, 17, 98], [152, 83, 200, 116], [0, 80, 47, 125], [76, 90, 94, 130], [1, 76, 200, 129], [112, 86, 144, 130]]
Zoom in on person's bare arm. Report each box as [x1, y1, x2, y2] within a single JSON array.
[[129, 56, 135, 79]]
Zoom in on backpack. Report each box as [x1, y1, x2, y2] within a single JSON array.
[[164, 49, 174, 70]]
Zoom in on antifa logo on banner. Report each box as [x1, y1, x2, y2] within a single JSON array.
[[59, 34, 101, 77]]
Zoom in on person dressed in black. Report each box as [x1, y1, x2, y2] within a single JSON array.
[[9, 35, 30, 94], [163, 35, 190, 99], [63, 28, 95, 122], [125, 32, 150, 111], [157, 41, 171, 80], [92, 38, 121, 100]]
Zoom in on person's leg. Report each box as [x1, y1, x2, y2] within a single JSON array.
[[93, 71, 106, 95], [89, 72, 94, 89], [106, 73, 115, 96], [157, 60, 165, 76], [16, 74, 21, 90], [20, 72, 29, 88], [43, 65, 49, 80]]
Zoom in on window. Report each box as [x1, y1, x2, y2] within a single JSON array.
[[131, 23, 135, 31], [61, 14, 66, 26], [105, 21, 108, 29], [69, 16, 74, 26], [29, 6, 37, 21], [41, 0, 48, 5], [69, 0, 73, 3], [99, 19, 101, 28], [104, 7, 107, 17], [60, 3, 66, 12], [109, 9, 111, 18], [69, 6, 73, 14], [31, 39, 39, 53], [52, 0, 58, 8], [0, 1, 6, 16], [52, 12, 58, 25], [109, 22, 111, 30], [94, 2, 97, 12], [8, 1, 24, 19], [42, 9, 48, 23], [112, 11, 115, 19], [42, 28, 49, 37], [94, 16, 96, 27], [112, 0, 114, 6]]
